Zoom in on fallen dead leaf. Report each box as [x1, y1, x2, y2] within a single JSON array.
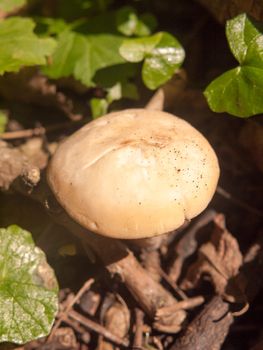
[[181, 214, 245, 303]]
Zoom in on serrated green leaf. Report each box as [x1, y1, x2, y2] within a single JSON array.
[[44, 30, 125, 87], [120, 32, 185, 89], [204, 13, 263, 117], [0, 17, 56, 75], [0, 0, 26, 13], [0, 225, 58, 344]]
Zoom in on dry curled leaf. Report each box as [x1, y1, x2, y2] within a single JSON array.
[[51, 327, 78, 349], [181, 214, 244, 303], [97, 294, 130, 350]]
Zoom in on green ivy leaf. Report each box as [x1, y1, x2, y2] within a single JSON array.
[[75, 34, 125, 86], [116, 6, 157, 37], [116, 6, 138, 36], [204, 67, 263, 117], [226, 13, 262, 64], [91, 81, 138, 119], [0, 17, 56, 75], [204, 14, 263, 117], [43, 30, 88, 79], [43, 30, 125, 87], [91, 98, 108, 118], [136, 13, 157, 37], [35, 17, 68, 36], [93, 63, 138, 88], [0, 225, 58, 344], [0, 0, 26, 13], [120, 32, 185, 89]]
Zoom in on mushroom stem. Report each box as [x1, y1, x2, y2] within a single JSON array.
[[12, 174, 186, 329], [57, 208, 187, 328]]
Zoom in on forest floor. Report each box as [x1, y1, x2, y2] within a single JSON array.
[[0, 2, 263, 349]]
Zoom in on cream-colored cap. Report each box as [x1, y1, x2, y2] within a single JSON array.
[[47, 109, 219, 239]]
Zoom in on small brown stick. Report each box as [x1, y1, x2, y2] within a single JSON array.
[[0, 119, 86, 140], [49, 278, 94, 340], [216, 186, 263, 217], [1, 126, 46, 140], [159, 268, 188, 300], [107, 249, 186, 325], [132, 308, 144, 349], [156, 296, 205, 317], [61, 317, 89, 337], [68, 309, 129, 347]]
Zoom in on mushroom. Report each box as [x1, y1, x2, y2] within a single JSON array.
[[47, 108, 219, 241]]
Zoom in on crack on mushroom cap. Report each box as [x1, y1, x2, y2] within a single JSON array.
[[47, 109, 220, 239]]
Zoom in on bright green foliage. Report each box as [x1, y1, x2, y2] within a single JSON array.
[[43, 30, 126, 87], [91, 81, 138, 118], [116, 6, 157, 37], [120, 32, 185, 89], [35, 17, 68, 35], [91, 98, 108, 118], [0, 17, 56, 75], [0, 5, 185, 116], [204, 14, 263, 117], [0, 225, 58, 344], [0, 110, 8, 133], [0, 0, 26, 13]]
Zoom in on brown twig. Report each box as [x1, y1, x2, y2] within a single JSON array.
[[159, 268, 188, 300], [67, 309, 129, 347], [156, 296, 205, 317], [0, 119, 87, 140], [49, 278, 94, 340], [132, 308, 144, 349]]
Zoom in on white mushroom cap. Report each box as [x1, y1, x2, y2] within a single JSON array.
[[47, 109, 219, 239]]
